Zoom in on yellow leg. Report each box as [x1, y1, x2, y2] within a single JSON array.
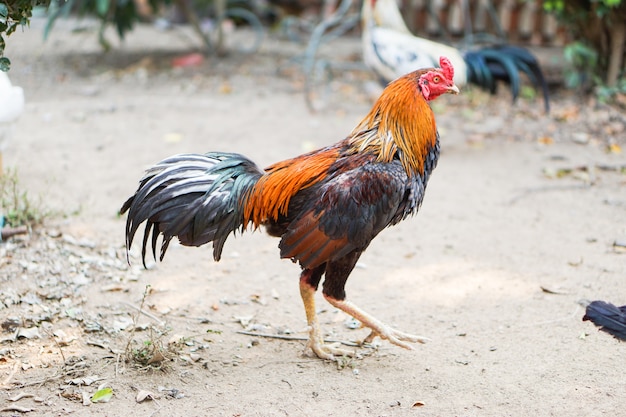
[[299, 279, 356, 360], [324, 295, 430, 349]]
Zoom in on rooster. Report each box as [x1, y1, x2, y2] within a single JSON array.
[[362, 0, 550, 112], [121, 57, 459, 360], [583, 300, 626, 342]]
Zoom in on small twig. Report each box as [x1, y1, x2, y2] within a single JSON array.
[[15, 373, 64, 389], [174, 0, 213, 53], [121, 300, 165, 327], [9, 392, 34, 402], [41, 328, 66, 364], [85, 340, 108, 349], [0, 360, 20, 389], [124, 285, 154, 358], [115, 353, 121, 378], [1, 225, 28, 240], [508, 184, 590, 205], [235, 331, 372, 348], [0, 406, 34, 413]]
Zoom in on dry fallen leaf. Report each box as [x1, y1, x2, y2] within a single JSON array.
[[412, 401, 426, 407], [614, 240, 626, 252], [101, 284, 126, 292], [234, 315, 254, 327], [158, 386, 184, 399], [16, 327, 40, 340], [537, 136, 554, 145], [219, 81, 232, 94], [146, 350, 166, 365], [68, 375, 104, 386], [540, 286, 569, 295], [136, 389, 158, 403]]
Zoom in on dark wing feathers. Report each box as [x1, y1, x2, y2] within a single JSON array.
[[280, 160, 425, 269], [121, 152, 263, 266], [464, 45, 550, 112], [583, 300, 626, 341]]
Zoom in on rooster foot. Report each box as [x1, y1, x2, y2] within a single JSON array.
[[324, 296, 430, 351], [363, 326, 430, 350], [306, 337, 358, 361]]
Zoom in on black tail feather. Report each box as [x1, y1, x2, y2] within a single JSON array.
[[583, 300, 626, 341], [464, 45, 550, 113], [121, 152, 263, 266]]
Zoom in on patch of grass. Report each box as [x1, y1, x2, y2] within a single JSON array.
[[0, 168, 48, 227], [130, 333, 168, 366], [124, 285, 174, 368]]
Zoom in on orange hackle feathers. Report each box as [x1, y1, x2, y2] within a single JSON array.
[[348, 71, 437, 176], [243, 148, 339, 226], [244, 60, 451, 225]]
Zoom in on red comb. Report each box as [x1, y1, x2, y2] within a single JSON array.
[[439, 56, 454, 80]]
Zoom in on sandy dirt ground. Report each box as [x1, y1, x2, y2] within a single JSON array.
[[1, 16, 626, 417]]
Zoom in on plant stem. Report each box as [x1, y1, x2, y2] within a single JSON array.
[[607, 20, 625, 87]]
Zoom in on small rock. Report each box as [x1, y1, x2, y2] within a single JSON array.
[[572, 132, 589, 144], [46, 229, 62, 238]]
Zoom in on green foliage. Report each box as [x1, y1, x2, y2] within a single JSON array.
[[0, 168, 47, 227], [543, 0, 626, 97], [562, 41, 599, 89], [543, 0, 623, 16], [0, 0, 51, 71], [45, 0, 172, 50], [596, 77, 626, 103], [1, 0, 171, 62]]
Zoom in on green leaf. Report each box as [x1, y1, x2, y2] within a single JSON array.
[[91, 387, 113, 403], [0, 3, 7, 20], [0, 56, 9, 71], [96, 0, 109, 16]]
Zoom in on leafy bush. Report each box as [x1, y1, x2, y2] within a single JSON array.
[[544, 0, 626, 93], [0, 168, 47, 227], [44, 0, 173, 51], [0, 1, 51, 71]]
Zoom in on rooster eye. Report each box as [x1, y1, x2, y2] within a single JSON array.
[[433, 76, 441, 83]]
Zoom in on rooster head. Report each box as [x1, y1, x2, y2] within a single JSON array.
[[418, 56, 459, 101]]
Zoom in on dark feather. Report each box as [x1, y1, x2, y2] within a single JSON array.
[[279, 154, 432, 269], [464, 45, 550, 113], [120, 152, 263, 265], [583, 300, 626, 341]]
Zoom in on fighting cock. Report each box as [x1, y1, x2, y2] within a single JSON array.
[[121, 57, 459, 361]]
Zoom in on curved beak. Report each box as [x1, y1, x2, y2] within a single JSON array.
[[446, 84, 460, 95]]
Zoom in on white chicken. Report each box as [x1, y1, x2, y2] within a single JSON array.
[[0, 71, 25, 172], [361, 0, 550, 111]]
